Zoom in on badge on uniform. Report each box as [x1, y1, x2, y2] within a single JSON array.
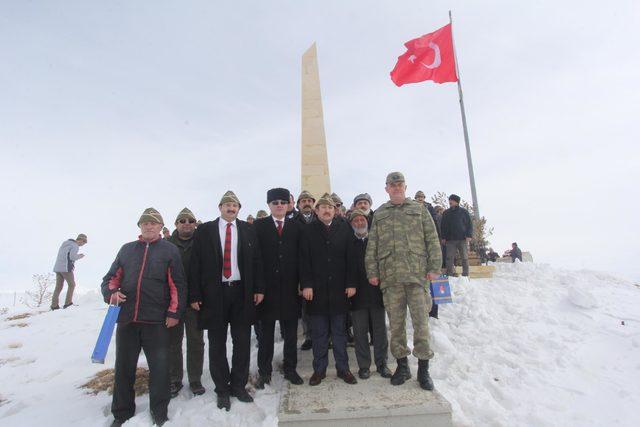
[[91, 304, 121, 364], [430, 275, 452, 304]]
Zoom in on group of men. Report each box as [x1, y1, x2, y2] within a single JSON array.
[[96, 171, 459, 426]]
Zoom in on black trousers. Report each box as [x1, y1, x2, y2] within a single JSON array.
[[207, 284, 250, 396], [310, 314, 349, 374], [258, 318, 298, 376], [112, 322, 169, 422]]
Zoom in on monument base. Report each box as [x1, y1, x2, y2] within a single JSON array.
[[278, 346, 453, 427]]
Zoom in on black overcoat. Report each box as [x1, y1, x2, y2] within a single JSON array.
[[349, 235, 384, 311], [254, 215, 302, 321], [300, 219, 356, 316]]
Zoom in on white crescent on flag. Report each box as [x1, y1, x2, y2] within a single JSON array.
[[421, 42, 441, 69]]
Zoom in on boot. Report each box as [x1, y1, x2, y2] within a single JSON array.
[[390, 357, 411, 386], [255, 373, 271, 390], [417, 359, 435, 391]]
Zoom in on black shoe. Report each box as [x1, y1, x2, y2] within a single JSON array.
[[358, 368, 370, 379], [309, 371, 325, 386], [50, 306, 60, 311], [417, 359, 435, 391], [217, 394, 231, 411], [231, 388, 254, 403], [284, 370, 304, 385], [169, 382, 183, 398], [255, 374, 271, 390], [63, 302, 74, 309], [300, 339, 312, 351], [189, 381, 205, 396], [376, 364, 393, 378], [337, 370, 358, 384], [390, 357, 411, 386]]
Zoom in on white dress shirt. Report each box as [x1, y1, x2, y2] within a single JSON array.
[[272, 215, 286, 231], [218, 218, 241, 281]]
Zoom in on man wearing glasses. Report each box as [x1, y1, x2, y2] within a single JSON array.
[[167, 208, 206, 398], [254, 188, 304, 389]]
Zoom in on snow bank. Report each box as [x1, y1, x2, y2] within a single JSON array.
[[0, 263, 638, 426]]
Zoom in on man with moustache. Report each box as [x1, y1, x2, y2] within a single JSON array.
[[366, 172, 442, 391], [254, 188, 304, 389], [189, 191, 265, 411], [295, 190, 316, 351], [300, 194, 358, 386], [167, 208, 206, 397], [101, 208, 186, 427]]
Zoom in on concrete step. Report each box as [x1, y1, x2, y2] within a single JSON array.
[[277, 345, 452, 427]]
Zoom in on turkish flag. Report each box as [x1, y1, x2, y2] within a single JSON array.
[[390, 24, 458, 86]]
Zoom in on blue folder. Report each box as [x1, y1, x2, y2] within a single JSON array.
[[430, 275, 453, 304], [91, 304, 120, 364]]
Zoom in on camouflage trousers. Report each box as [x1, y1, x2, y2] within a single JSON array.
[[382, 282, 434, 360]]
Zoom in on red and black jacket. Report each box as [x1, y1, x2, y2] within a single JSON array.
[[101, 236, 186, 324]]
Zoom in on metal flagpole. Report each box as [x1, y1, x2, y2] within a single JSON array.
[[449, 10, 480, 220]]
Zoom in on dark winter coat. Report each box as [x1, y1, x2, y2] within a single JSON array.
[[349, 235, 384, 311], [441, 206, 473, 241], [300, 219, 357, 316], [254, 216, 302, 321], [101, 236, 187, 324], [189, 219, 265, 329], [511, 247, 523, 262], [167, 231, 194, 283]]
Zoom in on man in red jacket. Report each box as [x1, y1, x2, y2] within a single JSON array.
[[101, 208, 186, 427]]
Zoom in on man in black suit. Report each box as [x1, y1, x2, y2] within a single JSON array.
[[254, 188, 304, 389], [189, 191, 264, 411], [295, 190, 316, 351], [300, 193, 358, 386]]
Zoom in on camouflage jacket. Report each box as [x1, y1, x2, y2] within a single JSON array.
[[365, 198, 442, 287]]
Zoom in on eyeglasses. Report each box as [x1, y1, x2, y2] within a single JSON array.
[[270, 200, 289, 206], [178, 219, 196, 224]]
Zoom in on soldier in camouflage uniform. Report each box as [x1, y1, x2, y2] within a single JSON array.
[[365, 172, 442, 391]]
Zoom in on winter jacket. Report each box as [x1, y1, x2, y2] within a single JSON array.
[[53, 239, 81, 273], [350, 235, 384, 311], [300, 219, 357, 316], [440, 206, 473, 241], [254, 216, 302, 321], [100, 236, 187, 324]]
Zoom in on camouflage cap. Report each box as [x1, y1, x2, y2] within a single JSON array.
[[415, 190, 425, 199], [175, 207, 196, 224], [330, 193, 343, 205], [219, 190, 241, 207], [386, 171, 405, 184], [349, 208, 368, 222], [76, 233, 87, 242], [256, 210, 268, 218], [138, 207, 164, 226], [316, 193, 336, 208], [297, 190, 316, 202]]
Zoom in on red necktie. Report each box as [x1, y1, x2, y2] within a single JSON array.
[[223, 223, 232, 279], [276, 220, 283, 237]]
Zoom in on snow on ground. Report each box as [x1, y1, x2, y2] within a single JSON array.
[[0, 262, 638, 426]]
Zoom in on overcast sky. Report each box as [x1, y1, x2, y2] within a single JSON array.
[[1, 0, 638, 293]]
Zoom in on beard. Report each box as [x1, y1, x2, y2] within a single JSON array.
[[352, 226, 368, 236]]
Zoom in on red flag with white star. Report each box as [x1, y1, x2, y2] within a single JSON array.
[[390, 24, 458, 86]]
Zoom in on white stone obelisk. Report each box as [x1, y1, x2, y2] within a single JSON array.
[[301, 43, 331, 199]]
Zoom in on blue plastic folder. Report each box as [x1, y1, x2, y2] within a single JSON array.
[[430, 275, 453, 304], [91, 304, 120, 364]]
